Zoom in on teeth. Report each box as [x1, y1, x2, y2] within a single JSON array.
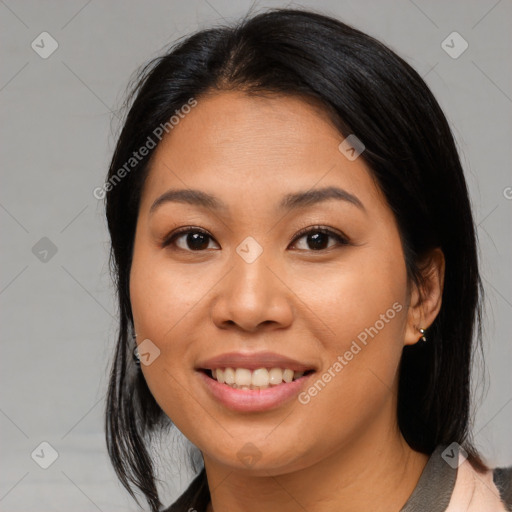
[[224, 367, 235, 385], [215, 369, 224, 384], [283, 369, 294, 383], [252, 368, 269, 388], [210, 367, 308, 389], [269, 368, 283, 385], [235, 368, 252, 387]]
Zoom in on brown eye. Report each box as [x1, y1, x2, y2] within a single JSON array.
[[290, 227, 349, 251], [164, 228, 219, 251], [180, 232, 211, 250]]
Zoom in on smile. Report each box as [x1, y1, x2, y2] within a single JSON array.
[[196, 351, 317, 411], [206, 367, 311, 390]]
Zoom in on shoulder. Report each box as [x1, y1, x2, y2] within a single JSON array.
[[447, 459, 512, 512], [493, 466, 512, 511]]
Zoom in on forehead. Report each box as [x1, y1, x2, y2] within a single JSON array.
[[139, 91, 382, 213]]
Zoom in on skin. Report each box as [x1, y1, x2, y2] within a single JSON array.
[[129, 90, 445, 512]]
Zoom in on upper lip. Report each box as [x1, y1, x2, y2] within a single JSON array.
[[197, 351, 316, 372]]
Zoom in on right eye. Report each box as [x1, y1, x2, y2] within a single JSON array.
[[163, 227, 220, 252]]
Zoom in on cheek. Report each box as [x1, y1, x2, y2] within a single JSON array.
[[129, 246, 209, 433], [291, 244, 408, 424], [290, 243, 408, 355], [129, 243, 207, 343]]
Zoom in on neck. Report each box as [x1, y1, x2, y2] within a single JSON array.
[[203, 414, 428, 512]]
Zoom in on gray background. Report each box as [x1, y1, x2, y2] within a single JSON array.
[[1, 0, 511, 510]]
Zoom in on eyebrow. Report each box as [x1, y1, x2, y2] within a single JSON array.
[[279, 186, 365, 212], [149, 186, 365, 215], [150, 188, 226, 215]]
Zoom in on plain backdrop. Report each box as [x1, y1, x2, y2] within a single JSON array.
[[1, 1, 511, 510]]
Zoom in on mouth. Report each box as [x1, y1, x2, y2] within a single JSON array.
[[200, 367, 315, 390], [196, 351, 317, 411]]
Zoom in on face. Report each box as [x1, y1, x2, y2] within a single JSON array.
[[130, 91, 417, 475]]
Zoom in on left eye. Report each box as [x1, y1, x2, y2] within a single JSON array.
[[290, 228, 348, 251]]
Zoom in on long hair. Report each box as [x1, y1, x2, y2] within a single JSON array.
[[104, 8, 483, 511]]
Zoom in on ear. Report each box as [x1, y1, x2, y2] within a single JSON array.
[[404, 248, 445, 346]]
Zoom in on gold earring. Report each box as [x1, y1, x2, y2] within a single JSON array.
[[419, 328, 427, 342]]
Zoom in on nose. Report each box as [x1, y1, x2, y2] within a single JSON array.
[[210, 252, 294, 333]]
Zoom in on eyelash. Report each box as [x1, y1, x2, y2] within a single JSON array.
[[162, 225, 350, 252]]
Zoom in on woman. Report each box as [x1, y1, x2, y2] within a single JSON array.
[[103, 8, 511, 512]]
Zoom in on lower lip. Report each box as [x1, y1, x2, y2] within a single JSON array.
[[198, 371, 313, 412]]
